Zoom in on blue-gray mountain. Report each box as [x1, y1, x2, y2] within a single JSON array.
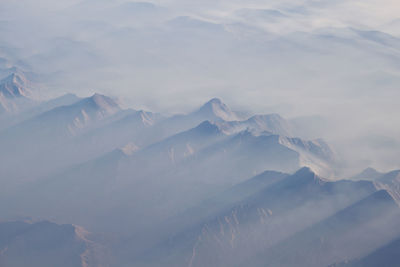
[[0, 73, 399, 267], [0, 220, 107, 267]]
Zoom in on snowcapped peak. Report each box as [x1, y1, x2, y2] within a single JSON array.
[[137, 110, 157, 126], [0, 72, 32, 99], [59, 93, 121, 135], [1, 73, 28, 88], [2, 72, 22, 82], [247, 113, 292, 136], [90, 93, 114, 104], [86, 93, 120, 112], [247, 114, 284, 127], [196, 98, 237, 121]]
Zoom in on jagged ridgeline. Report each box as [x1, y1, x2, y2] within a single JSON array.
[[0, 72, 399, 267]]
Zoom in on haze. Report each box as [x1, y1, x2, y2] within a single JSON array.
[[1, 1, 400, 266], [1, 0, 399, 173]]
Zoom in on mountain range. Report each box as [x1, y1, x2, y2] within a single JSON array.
[[0, 72, 399, 267]]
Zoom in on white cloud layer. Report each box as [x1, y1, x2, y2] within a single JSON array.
[[0, 0, 400, 173]]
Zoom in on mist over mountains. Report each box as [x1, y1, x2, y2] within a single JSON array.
[[0, 70, 398, 266], [1, 0, 400, 173], [1, 0, 400, 266]]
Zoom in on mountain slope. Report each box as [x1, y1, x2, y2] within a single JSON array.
[[117, 170, 290, 263], [147, 98, 240, 142], [193, 98, 238, 121], [74, 109, 164, 151], [375, 170, 400, 201], [351, 167, 384, 180], [0, 73, 37, 115], [255, 189, 400, 267], [336, 235, 400, 267], [136, 168, 378, 267], [217, 113, 293, 136], [176, 129, 334, 185], [0, 93, 82, 131], [1, 121, 334, 238], [0, 220, 107, 267], [37, 93, 121, 137], [0, 93, 121, 140], [0, 93, 124, 181]]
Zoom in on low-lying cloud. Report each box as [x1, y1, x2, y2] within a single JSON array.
[[1, 0, 400, 173]]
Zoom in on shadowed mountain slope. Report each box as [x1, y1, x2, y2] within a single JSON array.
[[0, 220, 107, 267]]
